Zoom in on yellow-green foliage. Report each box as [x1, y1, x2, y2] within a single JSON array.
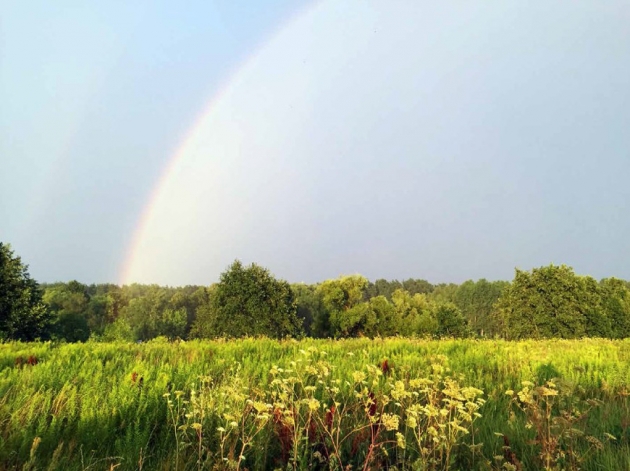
[[1, 338, 629, 470]]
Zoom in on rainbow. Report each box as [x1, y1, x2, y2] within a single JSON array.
[[118, 1, 321, 286]]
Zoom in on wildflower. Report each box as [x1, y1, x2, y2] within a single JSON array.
[[461, 386, 483, 400], [396, 432, 406, 449], [252, 401, 269, 413], [406, 416, 417, 428], [381, 413, 399, 431], [353, 371, 367, 383], [517, 388, 533, 404], [409, 378, 432, 389], [391, 380, 409, 400]]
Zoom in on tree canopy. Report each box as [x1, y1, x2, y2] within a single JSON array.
[[0, 243, 51, 341], [191, 261, 303, 339], [495, 265, 625, 339]]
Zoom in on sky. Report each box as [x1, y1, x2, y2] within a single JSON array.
[[1, 1, 629, 287]]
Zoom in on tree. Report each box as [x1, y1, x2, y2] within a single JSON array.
[[364, 278, 434, 301], [368, 295, 397, 336], [599, 278, 630, 338], [364, 279, 403, 300], [0, 242, 51, 341], [580, 276, 610, 338], [496, 265, 600, 339], [429, 283, 459, 303], [169, 286, 207, 337], [121, 286, 168, 340], [194, 261, 303, 339], [401, 279, 434, 296], [102, 317, 135, 342], [316, 275, 369, 337], [433, 302, 469, 338], [43, 281, 91, 342], [291, 283, 325, 337], [391, 289, 437, 336], [160, 307, 187, 339], [452, 279, 509, 336], [189, 285, 216, 339], [120, 285, 189, 340]]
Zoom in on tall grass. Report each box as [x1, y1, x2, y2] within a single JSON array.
[[1, 338, 629, 470]]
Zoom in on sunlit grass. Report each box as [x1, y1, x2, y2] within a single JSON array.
[[1, 338, 629, 470]]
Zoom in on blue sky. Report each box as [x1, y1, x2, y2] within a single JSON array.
[[2, 1, 630, 286]]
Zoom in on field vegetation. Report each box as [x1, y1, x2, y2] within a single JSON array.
[[1, 338, 630, 470]]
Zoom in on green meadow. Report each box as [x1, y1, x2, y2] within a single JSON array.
[[1, 338, 629, 470]]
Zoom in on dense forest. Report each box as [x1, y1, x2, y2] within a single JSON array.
[[2, 242, 630, 342]]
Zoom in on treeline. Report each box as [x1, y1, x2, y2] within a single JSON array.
[[2, 242, 630, 342], [34, 265, 499, 342]]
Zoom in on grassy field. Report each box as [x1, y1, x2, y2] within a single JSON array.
[[1, 338, 629, 470]]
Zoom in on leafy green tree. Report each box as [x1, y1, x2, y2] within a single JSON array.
[[0, 243, 51, 341], [291, 283, 325, 337], [120, 285, 191, 340], [84, 295, 108, 335], [316, 275, 369, 337], [391, 289, 437, 336], [43, 281, 91, 342], [452, 279, 509, 336], [189, 286, 216, 339], [81, 282, 121, 336], [401, 279, 434, 296], [429, 283, 459, 304], [160, 308, 188, 339], [580, 276, 610, 338], [105, 287, 126, 323], [496, 265, 598, 339], [165, 285, 207, 337], [368, 295, 397, 336], [194, 261, 303, 339], [333, 302, 376, 337], [102, 317, 135, 342], [364, 278, 434, 301], [364, 279, 403, 300], [121, 286, 168, 340], [599, 278, 630, 338], [433, 302, 469, 338]]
